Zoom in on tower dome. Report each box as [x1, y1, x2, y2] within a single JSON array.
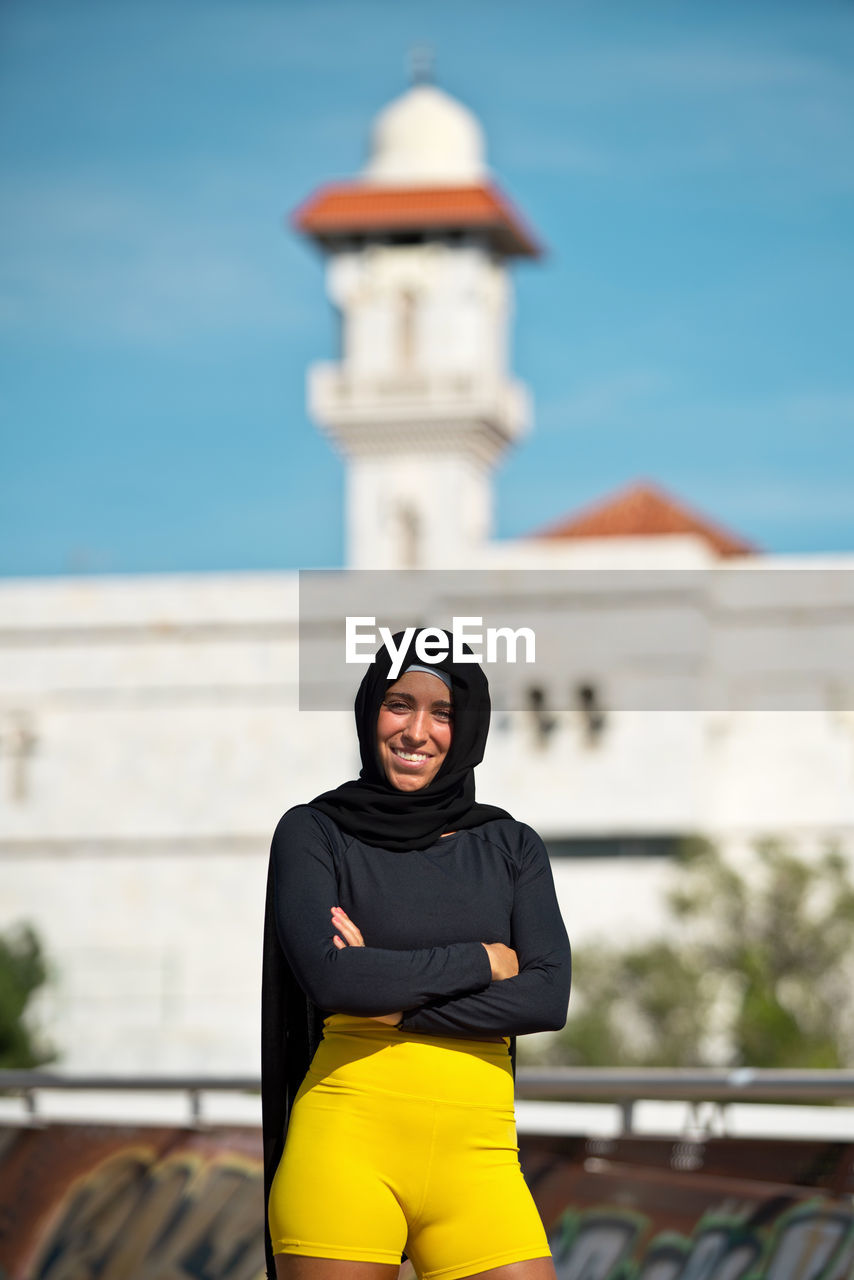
[[362, 84, 487, 186]]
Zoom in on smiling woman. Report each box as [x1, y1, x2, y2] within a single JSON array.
[[261, 628, 572, 1280], [375, 667, 453, 791]]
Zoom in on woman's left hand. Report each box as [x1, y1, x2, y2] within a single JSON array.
[[331, 905, 364, 949], [330, 906, 403, 1025]]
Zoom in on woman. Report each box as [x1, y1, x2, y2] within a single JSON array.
[[261, 629, 571, 1280]]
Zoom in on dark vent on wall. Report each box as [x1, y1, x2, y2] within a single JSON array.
[[545, 835, 685, 860]]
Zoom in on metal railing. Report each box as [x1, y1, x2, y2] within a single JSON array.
[[516, 1066, 854, 1102], [0, 1071, 258, 1124], [3, 1067, 854, 1130]]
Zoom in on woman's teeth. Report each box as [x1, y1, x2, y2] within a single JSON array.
[[394, 749, 428, 762]]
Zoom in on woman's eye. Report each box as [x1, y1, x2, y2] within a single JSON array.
[[384, 701, 409, 712]]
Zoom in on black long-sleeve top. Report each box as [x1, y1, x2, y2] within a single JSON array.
[[269, 805, 571, 1038]]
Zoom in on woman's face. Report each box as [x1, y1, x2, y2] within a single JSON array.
[[376, 670, 453, 792]]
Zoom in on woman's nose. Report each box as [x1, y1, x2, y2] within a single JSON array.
[[401, 710, 429, 743]]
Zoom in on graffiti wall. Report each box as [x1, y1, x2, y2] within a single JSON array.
[[526, 1133, 854, 1280], [0, 1123, 852, 1279], [0, 1123, 265, 1280]]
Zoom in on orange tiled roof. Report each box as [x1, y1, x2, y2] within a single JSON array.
[[291, 181, 542, 258], [530, 481, 758, 557]]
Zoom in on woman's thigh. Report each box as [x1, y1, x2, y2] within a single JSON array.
[[274, 1258, 402, 1280], [403, 1098, 551, 1280], [274, 1258, 556, 1280], [456, 1258, 557, 1280], [269, 1079, 418, 1268]]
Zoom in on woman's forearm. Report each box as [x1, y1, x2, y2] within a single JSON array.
[[398, 955, 571, 1038], [290, 937, 493, 1016]]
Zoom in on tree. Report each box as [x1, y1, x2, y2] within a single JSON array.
[[541, 838, 854, 1069], [0, 922, 55, 1068]]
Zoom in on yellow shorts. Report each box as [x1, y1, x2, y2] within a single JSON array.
[[269, 1014, 551, 1280]]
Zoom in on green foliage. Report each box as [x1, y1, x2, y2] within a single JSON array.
[[545, 838, 854, 1069], [0, 923, 55, 1068]]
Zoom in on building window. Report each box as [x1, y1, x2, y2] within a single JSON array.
[[399, 288, 418, 369], [545, 835, 685, 859]]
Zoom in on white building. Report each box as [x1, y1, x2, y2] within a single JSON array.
[[1, 80, 852, 1073]]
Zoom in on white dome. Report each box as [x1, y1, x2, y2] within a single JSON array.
[[362, 84, 487, 186]]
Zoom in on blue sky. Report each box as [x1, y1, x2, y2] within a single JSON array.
[[1, 0, 852, 575]]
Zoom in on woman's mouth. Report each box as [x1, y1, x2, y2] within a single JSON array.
[[391, 747, 430, 766]]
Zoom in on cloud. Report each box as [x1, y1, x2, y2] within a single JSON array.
[[537, 369, 671, 433], [539, 380, 854, 445], [704, 476, 854, 528], [583, 46, 829, 94], [769, 392, 854, 431], [499, 41, 853, 184], [517, 42, 840, 103], [499, 136, 616, 176], [0, 176, 316, 345], [682, 389, 854, 445]]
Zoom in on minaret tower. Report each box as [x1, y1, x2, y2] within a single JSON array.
[[293, 61, 541, 568]]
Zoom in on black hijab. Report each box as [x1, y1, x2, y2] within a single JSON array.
[[261, 630, 511, 1278], [308, 627, 511, 849]]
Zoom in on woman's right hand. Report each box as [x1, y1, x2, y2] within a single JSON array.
[[482, 942, 519, 980]]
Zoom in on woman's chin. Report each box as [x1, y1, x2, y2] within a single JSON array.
[[389, 772, 430, 792]]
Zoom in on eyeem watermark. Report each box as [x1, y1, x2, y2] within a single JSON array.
[[346, 616, 536, 678]]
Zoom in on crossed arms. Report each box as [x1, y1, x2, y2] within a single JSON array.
[[269, 806, 571, 1039]]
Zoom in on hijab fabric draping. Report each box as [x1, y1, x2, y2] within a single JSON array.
[[261, 630, 511, 1278], [308, 628, 511, 849]]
